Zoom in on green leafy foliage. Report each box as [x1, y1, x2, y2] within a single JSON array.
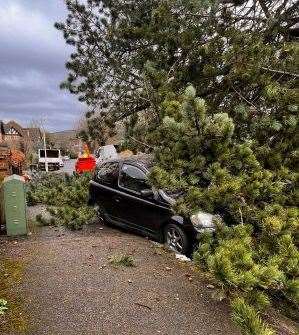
[[27, 173, 95, 230], [109, 254, 135, 267]]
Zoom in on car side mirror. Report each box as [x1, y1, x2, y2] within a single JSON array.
[[140, 189, 154, 197]]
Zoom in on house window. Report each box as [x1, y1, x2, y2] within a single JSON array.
[[8, 128, 20, 135]]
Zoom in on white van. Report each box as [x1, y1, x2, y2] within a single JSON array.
[[38, 149, 64, 171]]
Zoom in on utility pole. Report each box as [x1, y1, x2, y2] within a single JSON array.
[[41, 119, 48, 172]]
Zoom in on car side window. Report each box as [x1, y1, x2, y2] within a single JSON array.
[[119, 164, 149, 193], [96, 162, 119, 185]]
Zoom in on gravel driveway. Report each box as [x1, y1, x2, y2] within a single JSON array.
[[0, 215, 241, 335]]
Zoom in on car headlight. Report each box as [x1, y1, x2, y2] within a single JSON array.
[[190, 212, 215, 232]]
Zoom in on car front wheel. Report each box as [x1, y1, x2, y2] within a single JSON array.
[[164, 224, 189, 255]]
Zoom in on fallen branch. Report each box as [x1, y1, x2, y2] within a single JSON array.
[[261, 67, 299, 78], [231, 85, 258, 109], [129, 136, 155, 150]]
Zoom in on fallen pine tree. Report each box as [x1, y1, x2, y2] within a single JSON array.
[[148, 86, 298, 335], [56, 0, 298, 333], [26, 172, 95, 230]]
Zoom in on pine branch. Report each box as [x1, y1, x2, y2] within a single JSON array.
[[231, 85, 258, 109], [128, 136, 155, 150], [261, 67, 299, 78]]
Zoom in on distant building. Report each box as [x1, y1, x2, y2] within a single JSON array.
[[0, 120, 42, 153]]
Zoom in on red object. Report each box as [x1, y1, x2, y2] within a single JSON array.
[[75, 156, 96, 174], [10, 149, 25, 167]]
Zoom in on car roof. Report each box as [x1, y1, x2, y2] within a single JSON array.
[[104, 153, 154, 170]]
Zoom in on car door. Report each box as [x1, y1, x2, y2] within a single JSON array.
[[92, 161, 121, 220], [115, 163, 170, 236]]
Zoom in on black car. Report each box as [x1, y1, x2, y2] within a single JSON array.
[[88, 155, 215, 255]]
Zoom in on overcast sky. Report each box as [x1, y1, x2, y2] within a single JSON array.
[[0, 0, 84, 132]]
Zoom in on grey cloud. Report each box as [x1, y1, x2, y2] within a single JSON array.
[[0, 0, 84, 132]]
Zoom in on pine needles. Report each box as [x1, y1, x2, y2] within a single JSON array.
[[109, 254, 135, 267], [231, 298, 274, 335], [27, 172, 96, 230]]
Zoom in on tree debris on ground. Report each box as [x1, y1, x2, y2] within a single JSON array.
[[109, 254, 135, 267], [26, 172, 96, 230]]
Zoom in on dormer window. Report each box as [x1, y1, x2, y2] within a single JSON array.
[[8, 127, 20, 135]]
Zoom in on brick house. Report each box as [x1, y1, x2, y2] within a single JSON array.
[[0, 120, 42, 154]]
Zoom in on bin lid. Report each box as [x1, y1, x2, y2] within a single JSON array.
[[4, 174, 25, 183]]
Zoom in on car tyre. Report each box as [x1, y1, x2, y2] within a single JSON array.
[[95, 204, 111, 226], [164, 223, 189, 255]]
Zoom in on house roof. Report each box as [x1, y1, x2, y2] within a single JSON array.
[[5, 120, 24, 136], [0, 120, 42, 141]]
